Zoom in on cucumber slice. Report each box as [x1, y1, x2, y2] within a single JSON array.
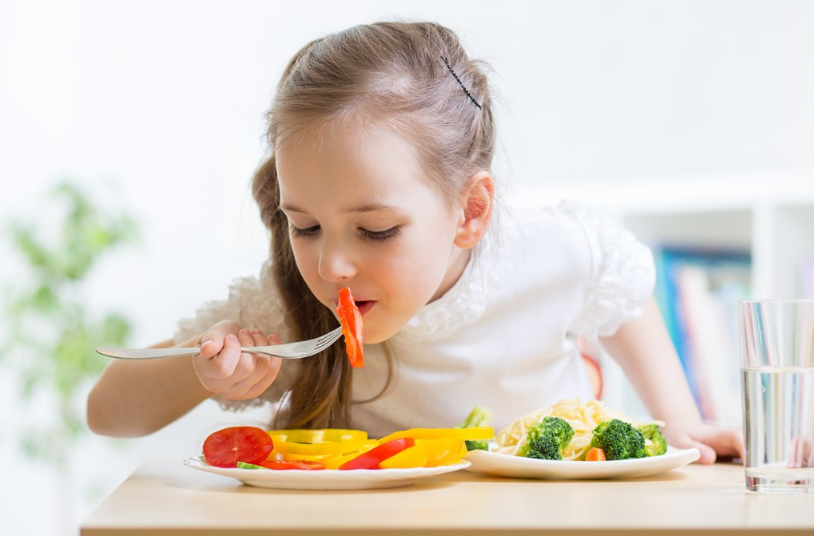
[[236, 461, 268, 470]]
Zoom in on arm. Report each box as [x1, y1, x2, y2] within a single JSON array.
[[87, 336, 211, 438], [599, 296, 743, 464], [87, 322, 283, 438]]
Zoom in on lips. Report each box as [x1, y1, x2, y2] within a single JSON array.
[[354, 300, 376, 316]]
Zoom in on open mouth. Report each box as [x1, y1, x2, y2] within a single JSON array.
[[354, 300, 376, 316]]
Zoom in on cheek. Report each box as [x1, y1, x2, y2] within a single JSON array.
[[384, 223, 457, 286], [289, 240, 319, 283]]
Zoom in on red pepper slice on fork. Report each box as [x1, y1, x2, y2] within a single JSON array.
[[336, 287, 364, 368]]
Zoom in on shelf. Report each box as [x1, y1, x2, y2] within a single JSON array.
[[509, 174, 813, 421]]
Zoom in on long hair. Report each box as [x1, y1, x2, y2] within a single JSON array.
[[251, 21, 496, 429]]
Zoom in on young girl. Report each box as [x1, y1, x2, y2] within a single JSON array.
[[88, 21, 742, 464]]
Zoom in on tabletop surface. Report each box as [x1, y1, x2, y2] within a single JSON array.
[[81, 458, 814, 536]]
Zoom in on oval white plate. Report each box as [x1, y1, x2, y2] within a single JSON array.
[[464, 446, 700, 479], [184, 456, 471, 490]]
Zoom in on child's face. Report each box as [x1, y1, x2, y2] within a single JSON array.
[[276, 121, 469, 343]]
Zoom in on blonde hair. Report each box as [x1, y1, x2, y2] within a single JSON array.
[[251, 21, 496, 429]]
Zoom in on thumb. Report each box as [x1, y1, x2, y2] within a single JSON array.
[[684, 438, 717, 465], [199, 338, 223, 359]]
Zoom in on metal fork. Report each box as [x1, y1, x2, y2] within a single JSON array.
[[96, 326, 344, 360]]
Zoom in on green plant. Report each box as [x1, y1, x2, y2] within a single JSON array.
[[2, 181, 138, 466]]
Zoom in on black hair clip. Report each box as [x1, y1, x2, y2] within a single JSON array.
[[441, 56, 482, 109]]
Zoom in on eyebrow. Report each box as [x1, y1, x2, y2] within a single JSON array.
[[279, 202, 400, 214]]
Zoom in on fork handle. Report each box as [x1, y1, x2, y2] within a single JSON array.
[[95, 346, 282, 360]]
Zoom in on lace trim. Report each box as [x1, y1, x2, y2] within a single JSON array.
[[561, 200, 655, 340], [174, 261, 295, 412]]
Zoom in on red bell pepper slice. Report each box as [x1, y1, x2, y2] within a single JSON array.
[[202, 426, 274, 468], [258, 460, 326, 470], [336, 287, 364, 368], [338, 438, 415, 470]]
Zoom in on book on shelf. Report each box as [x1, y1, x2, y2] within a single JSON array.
[[652, 246, 751, 426], [803, 257, 814, 298]]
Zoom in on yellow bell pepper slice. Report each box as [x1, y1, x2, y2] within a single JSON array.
[[271, 438, 368, 456], [452, 442, 469, 463], [267, 429, 367, 443], [266, 429, 369, 457], [416, 437, 466, 467], [377, 426, 494, 444], [320, 441, 378, 469], [378, 442, 428, 469]]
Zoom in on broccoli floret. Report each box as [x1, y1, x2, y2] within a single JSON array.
[[516, 416, 574, 460], [590, 419, 647, 460], [456, 405, 493, 451], [639, 424, 668, 457]]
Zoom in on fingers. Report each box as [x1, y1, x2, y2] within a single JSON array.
[[678, 424, 744, 465], [702, 426, 744, 461], [228, 329, 283, 399], [194, 333, 244, 381], [788, 435, 814, 468], [197, 320, 242, 359], [687, 438, 718, 465], [192, 324, 283, 401]]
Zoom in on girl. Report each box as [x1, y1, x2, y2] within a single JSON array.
[[88, 21, 742, 464]]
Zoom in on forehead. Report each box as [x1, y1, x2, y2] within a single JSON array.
[[275, 120, 433, 205]]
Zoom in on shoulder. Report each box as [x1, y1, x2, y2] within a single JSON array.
[[492, 202, 594, 279], [174, 260, 291, 344]]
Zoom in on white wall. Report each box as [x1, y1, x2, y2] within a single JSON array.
[[1, 0, 812, 534]]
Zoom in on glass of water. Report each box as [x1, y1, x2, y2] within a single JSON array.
[[739, 299, 814, 493]]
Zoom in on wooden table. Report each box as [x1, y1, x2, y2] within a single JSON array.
[[81, 459, 814, 535]]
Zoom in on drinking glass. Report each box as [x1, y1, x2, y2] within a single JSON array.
[[739, 299, 814, 493]]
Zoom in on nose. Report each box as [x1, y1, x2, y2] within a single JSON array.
[[317, 239, 357, 282]]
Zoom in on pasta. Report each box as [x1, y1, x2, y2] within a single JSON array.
[[495, 398, 665, 460]]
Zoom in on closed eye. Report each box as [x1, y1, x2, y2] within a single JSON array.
[[360, 226, 401, 241], [290, 225, 320, 238]]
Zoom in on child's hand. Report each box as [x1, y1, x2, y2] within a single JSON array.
[[662, 419, 744, 464], [192, 320, 283, 400]]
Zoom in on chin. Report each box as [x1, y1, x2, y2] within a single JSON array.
[[360, 321, 402, 345]]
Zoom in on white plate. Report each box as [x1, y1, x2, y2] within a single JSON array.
[[183, 456, 471, 490], [464, 446, 700, 479]]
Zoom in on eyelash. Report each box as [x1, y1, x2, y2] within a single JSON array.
[[289, 225, 401, 241], [360, 226, 401, 241]]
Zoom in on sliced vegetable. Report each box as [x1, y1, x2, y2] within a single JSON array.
[[236, 461, 267, 470], [585, 447, 606, 462], [378, 442, 428, 469], [271, 438, 369, 457], [339, 438, 415, 470], [258, 460, 326, 470], [267, 429, 367, 443], [203, 426, 274, 468], [320, 443, 378, 469], [336, 287, 364, 367], [418, 436, 466, 467], [377, 426, 494, 444]]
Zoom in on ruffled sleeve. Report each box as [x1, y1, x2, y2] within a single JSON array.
[[173, 261, 299, 411], [562, 201, 656, 341]]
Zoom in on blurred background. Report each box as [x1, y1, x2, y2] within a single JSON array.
[[1, 0, 812, 534]]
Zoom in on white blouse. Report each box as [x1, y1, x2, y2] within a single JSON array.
[[174, 201, 655, 438]]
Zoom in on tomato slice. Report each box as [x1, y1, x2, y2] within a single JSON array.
[[258, 460, 326, 470], [336, 287, 364, 368], [338, 438, 415, 470], [202, 426, 274, 468]]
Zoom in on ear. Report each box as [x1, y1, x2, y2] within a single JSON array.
[[454, 170, 495, 249]]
